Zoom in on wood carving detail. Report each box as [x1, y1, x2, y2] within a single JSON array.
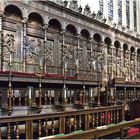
[[25, 36, 44, 64], [3, 33, 15, 61]]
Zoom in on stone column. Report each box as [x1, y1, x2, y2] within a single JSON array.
[[111, 46, 117, 79], [129, 0, 134, 31], [103, 0, 108, 20], [90, 38, 93, 73], [127, 49, 131, 81], [120, 47, 124, 78], [102, 44, 108, 82], [76, 34, 80, 74], [61, 29, 65, 75], [136, 0, 140, 33], [43, 24, 48, 74], [122, 0, 127, 27], [22, 17, 28, 72], [111, 45, 114, 79], [0, 12, 3, 71], [135, 49, 138, 81], [113, 0, 118, 24]]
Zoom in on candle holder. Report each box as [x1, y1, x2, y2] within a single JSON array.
[[89, 88, 94, 108], [8, 52, 13, 112], [63, 83, 67, 106], [75, 59, 80, 74], [97, 86, 101, 107], [35, 73, 45, 109]]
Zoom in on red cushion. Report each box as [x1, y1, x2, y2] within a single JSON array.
[[128, 127, 140, 136]]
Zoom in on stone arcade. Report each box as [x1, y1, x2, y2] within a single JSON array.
[[0, 0, 140, 139]]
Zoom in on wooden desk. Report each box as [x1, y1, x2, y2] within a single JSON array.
[[51, 118, 140, 139]]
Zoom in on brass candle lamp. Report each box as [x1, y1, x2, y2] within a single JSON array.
[[8, 51, 13, 112]]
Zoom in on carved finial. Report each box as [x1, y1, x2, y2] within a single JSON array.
[[78, 5, 82, 13], [83, 4, 91, 16], [69, 0, 78, 12], [55, 0, 64, 6], [63, 0, 68, 7], [96, 11, 103, 20]]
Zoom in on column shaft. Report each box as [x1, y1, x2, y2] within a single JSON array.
[[122, 0, 127, 27], [44, 25, 48, 74], [0, 15, 2, 71], [136, 0, 140, 33], [113, 0, 118, 24], [22, 18, 27, 72], [103, 0, 108, 19], [129, 0, 134, 31], [135, 50, 137, 80]]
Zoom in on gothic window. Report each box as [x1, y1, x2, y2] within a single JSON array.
[[99, 0, 103, 14], [134, 0, 137, 31], [108, 0, 113, 19], [118, 0, 122, 24], [126, 0, 130, 28]]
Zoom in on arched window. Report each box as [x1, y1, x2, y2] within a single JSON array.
[[118, 0, 122, 24], [137, 49, 140, 62], [28, 12, 43, 27], [130, 46, 135, 61], [66, 24, 77, 35], [4, 5, 22, 20], [108, 0, 113, 19], [48, 18, 62, 31], [114, 41, 121, 57], [134, 0, 137, 31], [81, 29, 90, 40], [126, 0, 130, 28], [93, 33, 102, 43], [99, 0, 103, 13], [123, 44, 128, 59], [104, 37, 112, 54]]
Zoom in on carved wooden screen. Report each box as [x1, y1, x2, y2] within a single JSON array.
[[25, 36, 44, 73], [46, 39, 57, 73], [3, 29, 22, 71]]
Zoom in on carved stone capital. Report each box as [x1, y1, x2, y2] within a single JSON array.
[[76, 33, 80, 39], [22, 17, 28, 23], [0, 11, 4, 17], [89, 37, 93, 43], [43, 24, 48, 30], [60, 29, 65, 35]]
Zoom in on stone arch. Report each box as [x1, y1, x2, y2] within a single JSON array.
[[137, 49, 140, 62], [130, 46, 135, 61], [80, 29, 90, 39], [104, 37, 112, 54], [93, 33, 102, 43], [123, 43, 128, 58], [28, 12, 44, 26], [48, 18, 62, 31], [104, 37, 112, 46], [66, 24, 77, 35], [4, 4, 22, 20], [114, 40, 121, 56]]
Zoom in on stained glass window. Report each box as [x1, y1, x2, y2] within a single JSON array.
[[126, 0, 130, 28], [118, 0, 122, 24], [108, 0, 113, 19], [134, 0, 137, 31], [99, 0, 103, 13]]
